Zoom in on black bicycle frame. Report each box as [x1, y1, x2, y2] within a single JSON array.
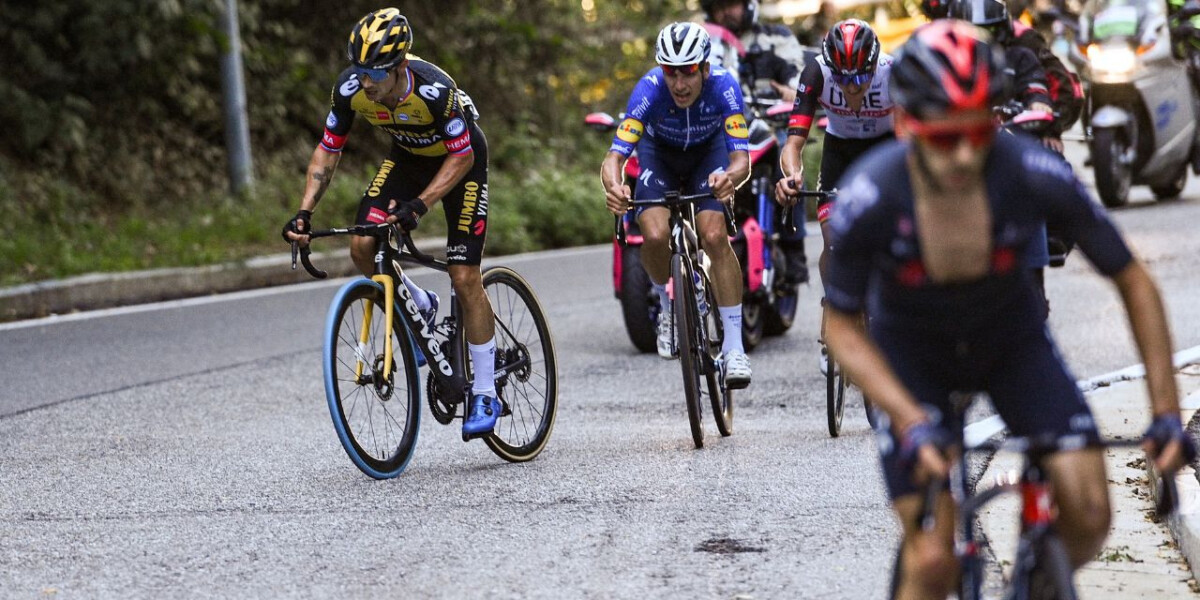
[[913, 432, 1178, 600], [295, 224, 470, 402]]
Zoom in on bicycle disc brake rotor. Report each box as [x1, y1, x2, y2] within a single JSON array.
[[501, 345, 530, 382], [371, 355, 394, 400]]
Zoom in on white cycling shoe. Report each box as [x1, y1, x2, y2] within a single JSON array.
[[722, 350, 752, 389], [656, 307, 677, 360]]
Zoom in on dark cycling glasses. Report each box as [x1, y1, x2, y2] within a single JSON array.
[[660, 63, 703, 76], [907, 118, 996, 151], [831, 72, 873, 87], [353, 65, 391, 83]]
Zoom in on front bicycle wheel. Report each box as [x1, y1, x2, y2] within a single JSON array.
[[826, 347, 846, 437], [1012, 532, 1078, 600], [323, 279, 422, 479], [699, 270, 733, 437], [672, 254, 705, 448], [479, 267, 559, 462]]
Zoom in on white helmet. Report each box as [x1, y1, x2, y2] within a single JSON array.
[[655, 22, 711, 66]]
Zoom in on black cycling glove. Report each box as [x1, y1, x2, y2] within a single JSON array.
[[390, 198, 428, 231], [1144, 414, 1198, 463], [898, 421, 952, 474], [282, 210, 312, 242]]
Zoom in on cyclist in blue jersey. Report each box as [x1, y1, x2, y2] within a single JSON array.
[[601, 22, 754, 388], [822, 21, 1195, 599], [282, 8, 502, 439]]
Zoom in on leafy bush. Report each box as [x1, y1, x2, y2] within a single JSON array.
[[0, 0, 694, 285]]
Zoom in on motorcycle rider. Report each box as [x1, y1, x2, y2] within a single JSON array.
[[947, 0, 1060, 151], [601, 22, 754, 388], [1170, 0, 1200, 92], [702, 0, 811, 286]]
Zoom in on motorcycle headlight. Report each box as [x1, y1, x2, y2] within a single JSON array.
[[1087, 44, 1138, 80]]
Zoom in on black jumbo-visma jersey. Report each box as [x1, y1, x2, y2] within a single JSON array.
[[320, 56, 476, 158]]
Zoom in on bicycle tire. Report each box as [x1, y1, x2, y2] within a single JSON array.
[[1012, 532, 1078, 600], [324, 279, 422, 479], [742, 300, 763, 351], [698, 269, 733, 436], [864, 393, 880, 429], [673, 254, 706, 448], [826, 350, 846, 437], [763, 244, 798, 336], [478, 266, 559, 462], [618, 246, 658, 353]]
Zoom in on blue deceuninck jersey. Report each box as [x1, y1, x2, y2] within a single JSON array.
[[609, 66, 750, 157]]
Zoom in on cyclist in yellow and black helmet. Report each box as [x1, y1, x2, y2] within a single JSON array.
[[283, 8, 503, 440], [346, 7, 412, 75]]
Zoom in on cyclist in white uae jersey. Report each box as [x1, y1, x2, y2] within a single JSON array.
[[775, 19, 896, 373]]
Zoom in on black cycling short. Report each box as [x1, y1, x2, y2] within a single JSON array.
[[873, 311, 1101, 500], [355, 123, 489, 266], [816, 132, 895, 222]]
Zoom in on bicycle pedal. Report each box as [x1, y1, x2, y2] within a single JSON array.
[[461, 430, 492, 442]]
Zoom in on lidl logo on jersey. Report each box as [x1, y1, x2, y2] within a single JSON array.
[[617, 118, 643, 143], [724, 114, 749, 138]]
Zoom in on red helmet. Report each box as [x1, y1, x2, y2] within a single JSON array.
[[890, 20, 1010, 119], [822, 20, 880, 77]]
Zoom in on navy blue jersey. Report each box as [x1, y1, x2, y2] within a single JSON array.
[[826, 133, 1132, 333], [609, 66, 750, 157]]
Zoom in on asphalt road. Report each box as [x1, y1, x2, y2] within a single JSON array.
[[3, 140, 1200, 598]]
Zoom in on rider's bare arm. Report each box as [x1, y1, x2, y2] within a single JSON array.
[[709, 150, 749, 203], [775, 134, 807, 204], [826, 308, 925, 432], [827, 307, 951, 480], [1112, 261, 1181, 410], [601, 150, 632, 215], [285, 146, 343, 244], [301, 146, 342, 213]]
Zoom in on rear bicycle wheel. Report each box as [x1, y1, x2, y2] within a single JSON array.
[[698, 270, 732, 436], [673, 254, 705, 448], [478, 267, 559, 462], [826, 346, 846, 437], [323, 279, 422, 479]]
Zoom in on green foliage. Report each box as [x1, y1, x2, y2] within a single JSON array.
[[0, 0, 699, 285]]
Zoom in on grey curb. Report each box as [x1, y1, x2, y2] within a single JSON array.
[[0, 238, 445, 322], [1081, 360, 1200, 584]]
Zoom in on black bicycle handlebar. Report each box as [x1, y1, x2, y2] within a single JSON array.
[[779, 180, 838, 235], [290, 223, 440, 280], [614, 192, 734, 246], [915, 434, 1180, 531]]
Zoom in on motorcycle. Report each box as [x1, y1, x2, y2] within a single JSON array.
[[585, 98, 800, 353], [1070, 0, 1200, 207]]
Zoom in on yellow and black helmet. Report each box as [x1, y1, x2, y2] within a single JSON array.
[[346, 8, 412, 72]]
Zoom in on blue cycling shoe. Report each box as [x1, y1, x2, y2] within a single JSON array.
[[414, 291, 440, 368], [462, 394, 502, 441]]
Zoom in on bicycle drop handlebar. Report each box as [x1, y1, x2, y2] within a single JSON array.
[[915, 434, 1180, 532], [614, 191, 735, 247], [779, 179, 837, 235], [289, 223, 440, 279]]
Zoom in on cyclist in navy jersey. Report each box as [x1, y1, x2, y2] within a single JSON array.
[[601, 22, 754, 388], [822, 21, 1194, 599], [776, 19, 895, 372], [281, 8, 503, 439]]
